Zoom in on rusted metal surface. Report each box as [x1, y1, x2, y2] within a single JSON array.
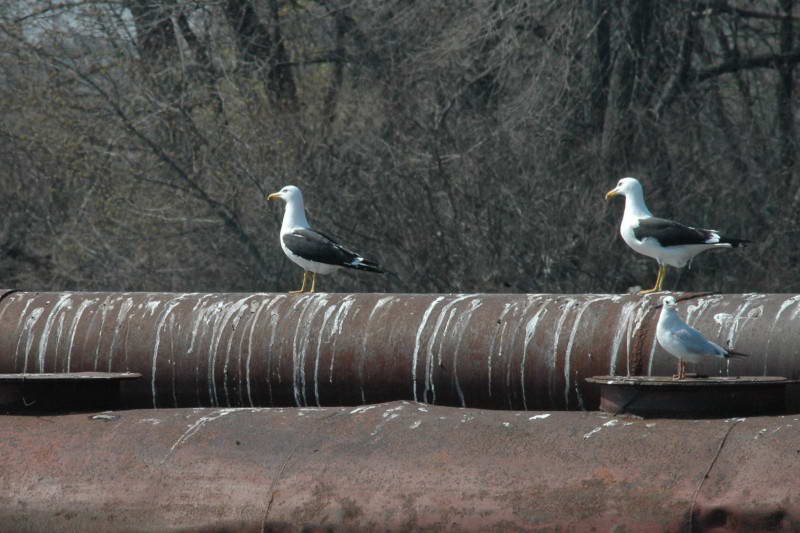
[[587, 376, 793, 417], [0, 401, 797, 531], [0, 291, 798, 410], [0, 372, 141, 413], [0, 371, 141, 381], [0, 289, 17, 307]]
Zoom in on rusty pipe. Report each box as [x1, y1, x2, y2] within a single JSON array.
[[0, 402, 798, 531], [0, 291, 798, 410]]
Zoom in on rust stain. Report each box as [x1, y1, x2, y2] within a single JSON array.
[[0, 403, 798, 531]]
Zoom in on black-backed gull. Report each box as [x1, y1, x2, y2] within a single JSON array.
[[606, 177, 748, 294], [268, 185, 386, 293]]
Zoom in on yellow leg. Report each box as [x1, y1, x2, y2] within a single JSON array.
[[673, 359, 684, 380], [289, 272, 309, 293], [655, 264, 667, 292], [310, 272, 317, 293], [639, 264, 667, 295]]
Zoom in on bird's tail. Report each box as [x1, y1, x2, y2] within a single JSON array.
[[725, 350, 749, 359], [349, 257, 387, 274], [719, 236, 751, 248]]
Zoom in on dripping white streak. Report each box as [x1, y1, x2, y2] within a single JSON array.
[[234, 305, 253, 407], [411, 296, 445, 402], [245, 296, 284, 407], [627, 298, 655, 376], [685, 295, 722, 327], [295, 294, 329, 407], [722, 297, 764, 376], [724, 300, 755, 350], [512, 295, 542, 410], [92, 296, 113, 371], [548, 298, 577, 406], [487, 303, 514, 398], [222, 300, 252, 407], [169, 314, 179, 407], [108, 297, 135, 372], [502, 301, 526, 409], [521, 304, 548, 411], [563, 298, 603, 409], [646, 331, 659, 376], [191, 296, 222, 405], [11, 298, 34, 370], [451, 297, 483, 408], [64, 299, 95, 372], [328, 296, 356, 385], [144, 301, 160, 316], [19, 308, 44, 373], [54, 314, 66, 371], [265, 301, 286, 405], [0, 292, 19, 331], [609, 301, 637, 376], [765, 296, 800, 374], [289, 294, 316, 407], [36, 294, 73, 372], [360, 296, 396, 404], [314, 305, 337, 407], [187, 294, 214, 355], [424, 295, 471, 404], [208, 296, 253, 407], [151, 297, 185, 408]]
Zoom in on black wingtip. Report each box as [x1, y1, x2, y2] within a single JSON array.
[[726, 350, 749, 359], [348, 259, 388, 275], [723, 237, 751, 248]]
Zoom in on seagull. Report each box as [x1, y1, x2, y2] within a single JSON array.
[[605, 177, 749, 294], [656, 295, 747, 379], [267, 185, 387, 293]]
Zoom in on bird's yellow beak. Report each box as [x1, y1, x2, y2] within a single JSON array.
[[267, 193, 281, 201], [605, 189, 619, 200]]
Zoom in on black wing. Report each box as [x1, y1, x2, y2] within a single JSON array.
[[633, 217, 718, 247], [282, 228, 359, 266]]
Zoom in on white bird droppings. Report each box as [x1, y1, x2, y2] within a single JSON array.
[[350, 405, 377, 414], [583, 426, 602, 439]]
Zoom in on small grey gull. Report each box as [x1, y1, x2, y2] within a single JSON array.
[[268, 185, 386, 293], [656, 295, 747, 379], [605, 177, 749, 294]]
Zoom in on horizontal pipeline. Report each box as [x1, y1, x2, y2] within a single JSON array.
[[1, 402, 798, 532], [0, 291, 798, 410]]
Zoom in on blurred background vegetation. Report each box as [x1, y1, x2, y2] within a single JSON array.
[[0, 1, 797, 294]]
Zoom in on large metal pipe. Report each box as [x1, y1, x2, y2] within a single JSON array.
[[0, 291, 798, 410], [0, 402, 798, 531]]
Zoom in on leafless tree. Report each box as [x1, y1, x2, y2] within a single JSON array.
[[0, 0, 797, 294]]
